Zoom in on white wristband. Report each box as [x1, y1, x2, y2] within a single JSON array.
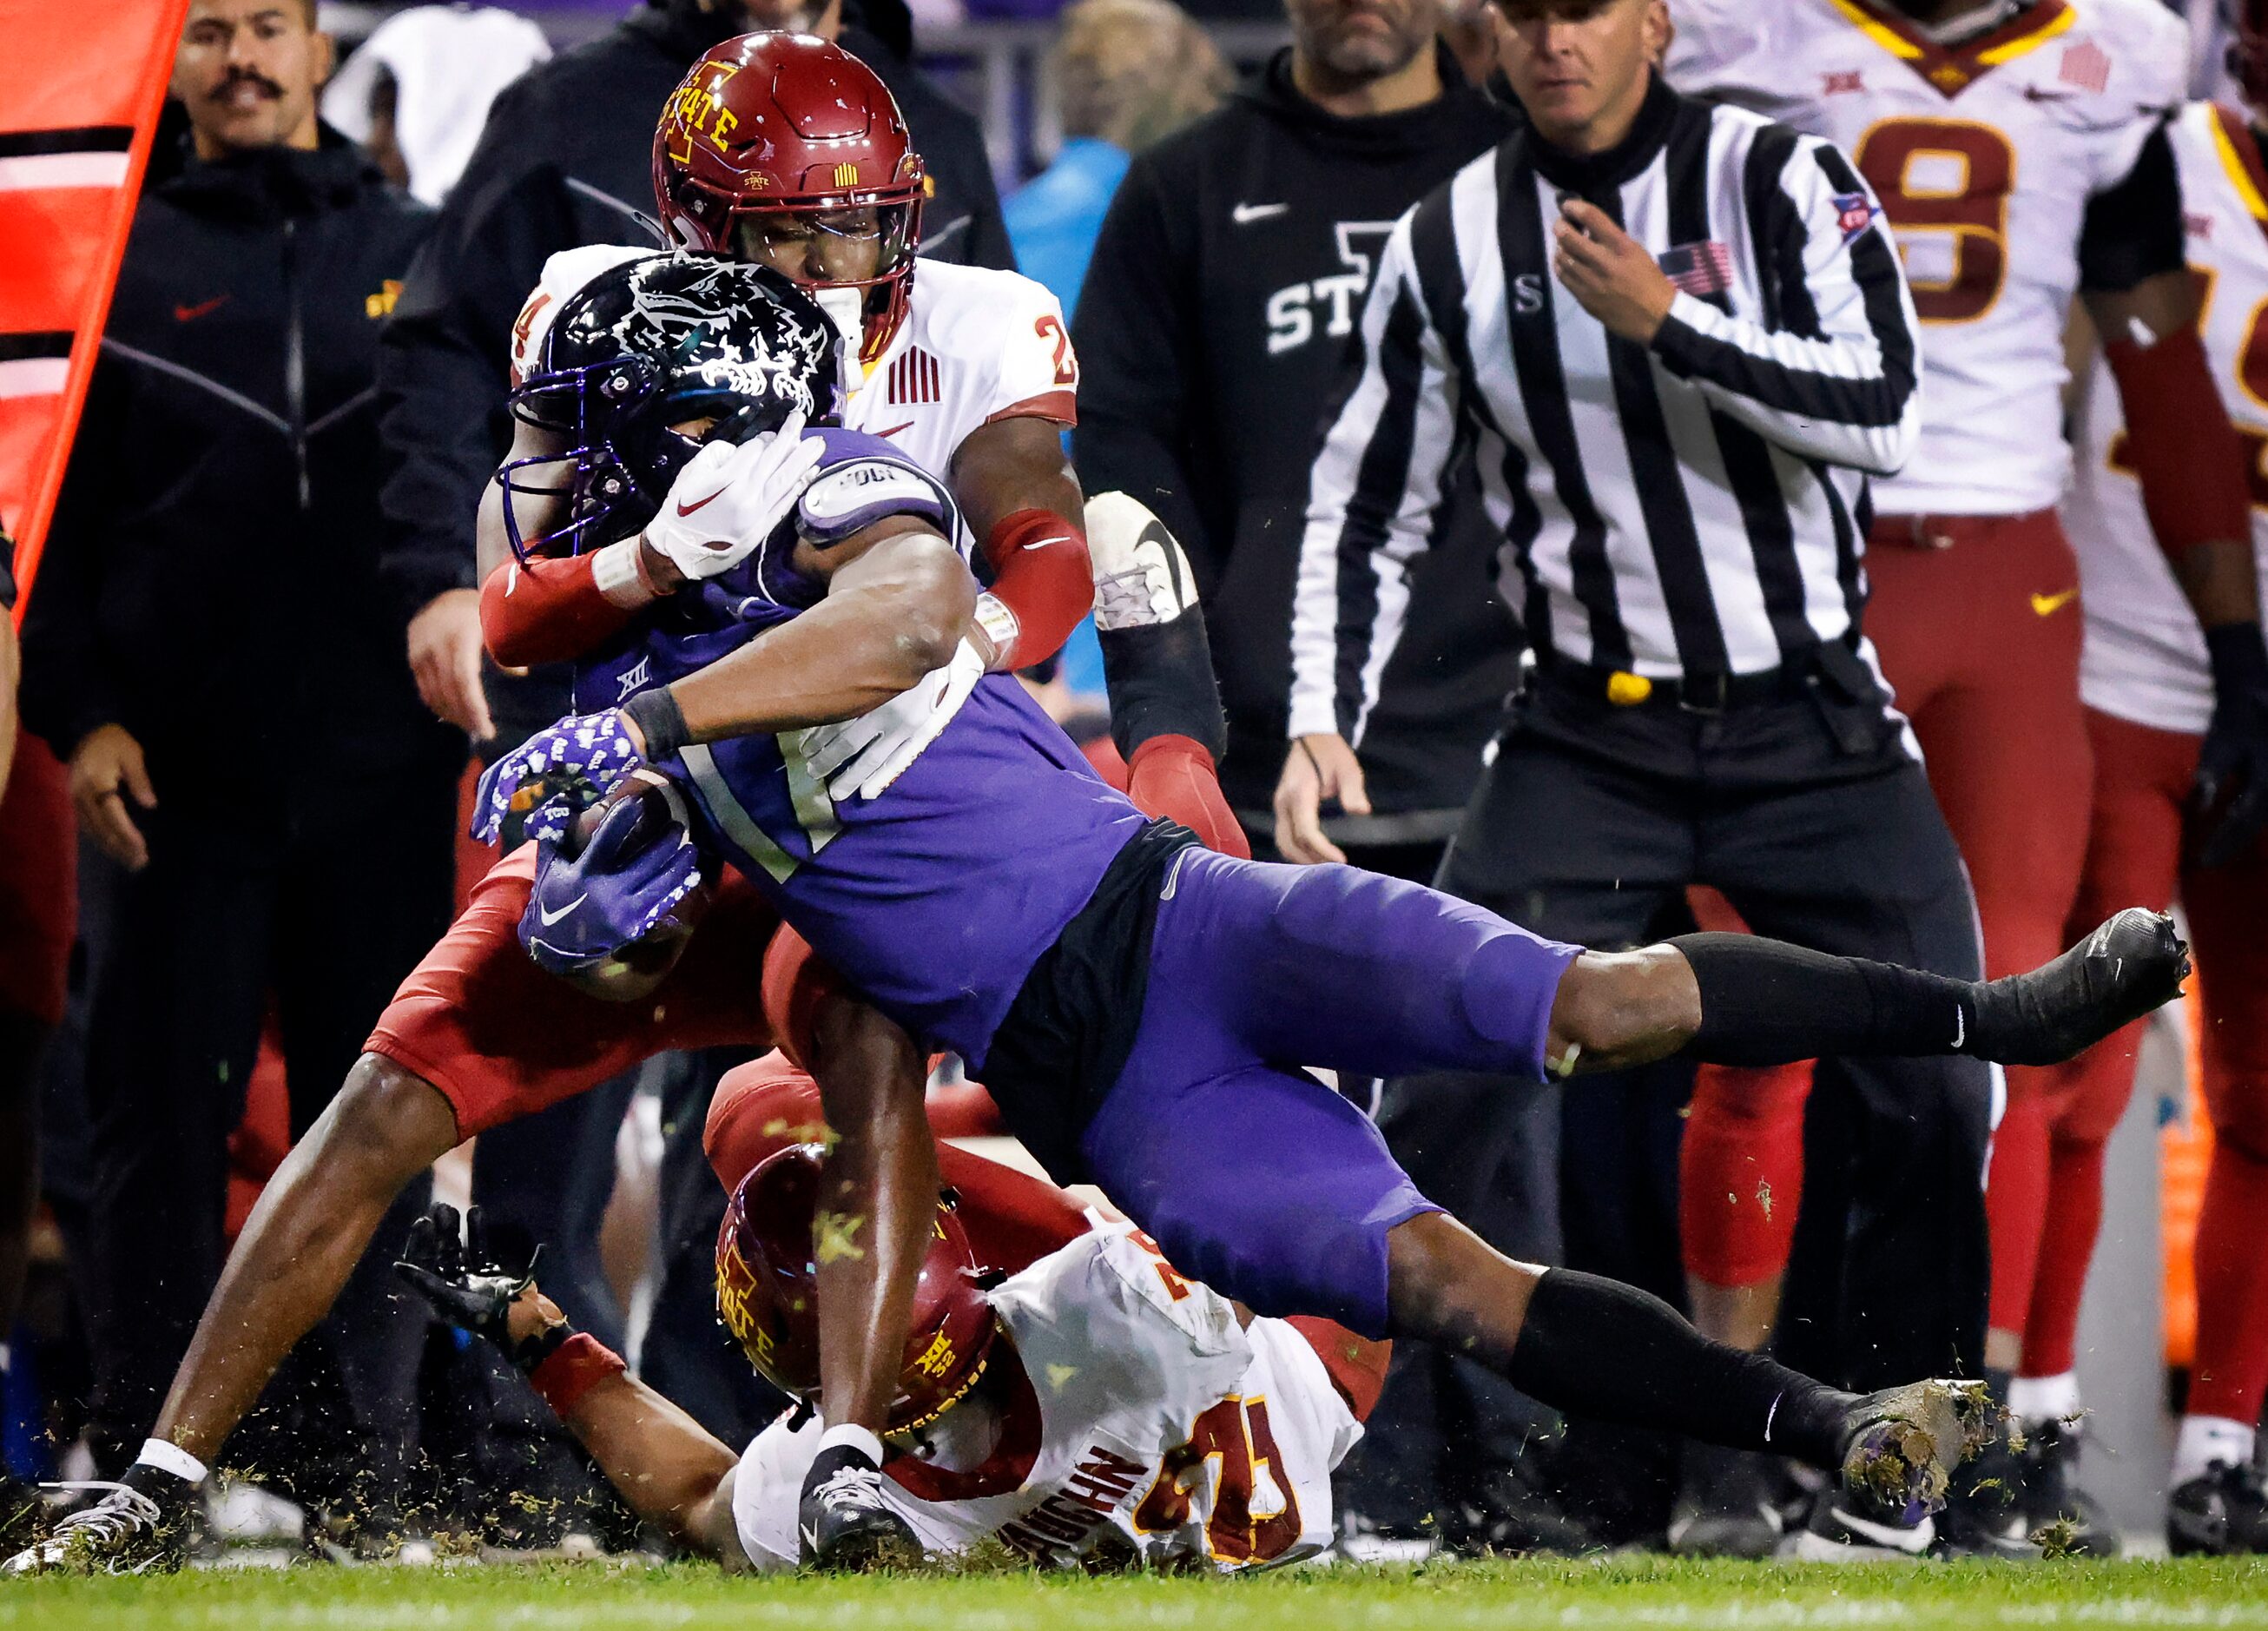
[[136, 1437, 209, 1486], [973, 591, 1021, 672], [592, 538, 660, 609], [818, 1423, 887, 1463]]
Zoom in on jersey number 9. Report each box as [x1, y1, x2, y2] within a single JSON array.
[[1855, 117, 2016, 326]]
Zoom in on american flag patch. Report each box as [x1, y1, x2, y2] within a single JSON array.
[[887, 345, 940, 406], [1657, 240, 1734, 297], [2060, 40, 2111, 94], [1832, 190, 1876, 243]]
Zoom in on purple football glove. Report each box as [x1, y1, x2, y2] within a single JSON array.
[[471, 710, 646, 844], [520, 776, 706, 980]]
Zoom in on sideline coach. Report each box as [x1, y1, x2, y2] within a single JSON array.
[[1282, 0, 1994, 1523]]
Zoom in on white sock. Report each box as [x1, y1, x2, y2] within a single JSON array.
[[817, 1423, 885, 1465], [2008, 1370, 2081, 1428], [2172, 1416, 2256, 1486], [133, 1438, 208, 1488]]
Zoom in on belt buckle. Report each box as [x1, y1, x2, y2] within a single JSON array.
[[1679, 672, 1729, 716]]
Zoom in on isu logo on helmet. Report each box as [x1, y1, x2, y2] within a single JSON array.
[[653, 33, 927, 366], [715, 1144, 998, 1432]]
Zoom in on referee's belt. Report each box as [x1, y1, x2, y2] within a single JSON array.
[[1530, 645, 1850, 714]]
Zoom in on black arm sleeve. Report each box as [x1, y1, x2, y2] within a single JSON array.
[[1070, 158, 1220, 588], [1098, 613, 1230, 764], [373, 91, 583, 631], [2077, 121, 2186, 294], [20, 355, 129, 756]]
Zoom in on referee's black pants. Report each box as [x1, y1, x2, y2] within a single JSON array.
[[1372, 672, 1993, 1496], [76, 767, 457, 1511]]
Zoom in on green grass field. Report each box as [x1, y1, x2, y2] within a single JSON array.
[[3, 1556, 2266, 1631]]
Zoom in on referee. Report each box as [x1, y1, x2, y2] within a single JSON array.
[[1282, 0, 1991, 1556]]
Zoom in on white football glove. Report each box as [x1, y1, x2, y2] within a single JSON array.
[[796, 638, 986, 800], [1086, 491, 1198, 631], [642, 409, 826, 583]]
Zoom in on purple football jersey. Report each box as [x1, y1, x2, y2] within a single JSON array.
[[576, 426, 1146, 1060]]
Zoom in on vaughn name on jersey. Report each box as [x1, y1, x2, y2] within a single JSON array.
[[729, 1223, 1361, 1572], [1666, 0, 2188, 516]]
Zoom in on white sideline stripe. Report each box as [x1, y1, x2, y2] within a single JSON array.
[[0, 151, 128, 190], [0, 357, 66, 399]]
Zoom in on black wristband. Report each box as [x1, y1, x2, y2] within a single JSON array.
[[2205, 622, 2268, 691], [621, 686, 691, 759], [513, 1317, 579, 1375]]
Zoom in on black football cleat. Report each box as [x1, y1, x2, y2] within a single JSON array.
[[2016, 1419, 2120, 1557], [3, 1463, 195, 1575], [1971, 909, 2190, 1066], [1668, 1443, 1790, 1559], [2169, 1460, 2268, 1556], [798, 1445, 920, 1572], [1834, 1379, 1994, 1528]]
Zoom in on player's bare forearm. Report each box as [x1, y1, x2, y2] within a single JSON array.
[[948, 414, 1084, 539], [2172, 538, 2265, 629], [664, 525, 976, 741], [804, 988, 940, 1434], [559, 1369, 742, 1555]]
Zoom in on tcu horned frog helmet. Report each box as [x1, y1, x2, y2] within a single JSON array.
[[654, 33, 926, 365], [498, 253, 843, 561], [716, 1145, 997, 1433]]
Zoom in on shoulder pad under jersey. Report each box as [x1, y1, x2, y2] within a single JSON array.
[[797, 433, 959, 550]]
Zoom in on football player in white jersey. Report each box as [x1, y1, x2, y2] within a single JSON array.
[[2048, 10, 2268, 1553], [1665, 0, 2268, 1558], [395, 1051, 1384, 1574]]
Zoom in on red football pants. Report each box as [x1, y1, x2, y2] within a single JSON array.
[[1681, 511, 2089, 1294], [2006, 710, 2268, 1423]]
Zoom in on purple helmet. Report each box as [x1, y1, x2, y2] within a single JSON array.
[[495, 254, 845, 562]]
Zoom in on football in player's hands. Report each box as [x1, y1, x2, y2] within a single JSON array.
[[643, 409, 827, 582]]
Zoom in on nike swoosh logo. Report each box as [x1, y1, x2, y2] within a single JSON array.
[[1232, 201, 1289, 225], [537, 892, 588, 927], [1952, 1006, 1965, 1049], [1160, 849, 1193, 901], [174, 295, 228, 322], [2021, 85, 2077, 102], [876, 421, 914, 439], [2030, 588, 2078, 617], [1827, 1506, 1930, 1552], [676, 487, 729, 517], [1020, 536, 1074, 551]]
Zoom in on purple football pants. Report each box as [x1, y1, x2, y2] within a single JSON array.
[[1079, 849, 1583, 1337]]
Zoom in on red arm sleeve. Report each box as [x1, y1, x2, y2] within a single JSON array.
[[2104, 328, 2253, 560], [478, 551, 643, 669], [979, 509, 1093, 670], [1126, 733, 1250, 860]]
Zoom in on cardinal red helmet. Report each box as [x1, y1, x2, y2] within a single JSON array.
[[654, 33, 926, 365], [715, 1144, 996, 1432]]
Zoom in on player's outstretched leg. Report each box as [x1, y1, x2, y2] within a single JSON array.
[[4, 1055, 458, 1576], [1382, 1213, 1994, 1547]]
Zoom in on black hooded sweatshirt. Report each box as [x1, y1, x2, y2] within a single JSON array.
[[1072, 48, 1522, 834], [23, 134, 460, 802], [372, 0, 1012, 748]]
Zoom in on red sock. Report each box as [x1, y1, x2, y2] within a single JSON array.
[[1984, 1085, 2052, 1339], [2190, 1139, 2268, 1425], [1678, 1060, 1810, 1288], [2019, 1134, 2106, 1379]]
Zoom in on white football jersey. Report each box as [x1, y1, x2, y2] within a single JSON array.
[[508, 252, 1077, 543], [1668, 0, 2188, 515], [729, 1224, 1360, 1573], [2066, 100, 2268, 734]]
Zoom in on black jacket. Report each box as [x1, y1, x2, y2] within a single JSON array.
[[1073, 50, 1521, 830], [22, 134, 459, 802], [373, 0, 1012, 668]]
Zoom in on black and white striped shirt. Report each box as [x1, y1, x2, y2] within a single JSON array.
[[1288, 78, 1922, 743]]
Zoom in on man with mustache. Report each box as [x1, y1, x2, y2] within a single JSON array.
[[17, 0, 461, 1547]]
